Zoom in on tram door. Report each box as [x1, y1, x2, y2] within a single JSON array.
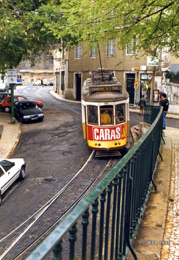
[[75, 73, 81, 101], [126, 74, 135, 104]]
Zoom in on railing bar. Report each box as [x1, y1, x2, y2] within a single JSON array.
[[81, 209, 89, 260], [69, 223, 77, 260], [90, 199, 98, 260], [124, 173, 137, 260], [110, 175, 118, 260], [131, 154, 139, 237], [137, 148, 143, 219], [130, 158, 135, 236], [104, 182, 113, 260], [99, 189, 106, 260], [115, 172, 123, 259], [119, 167, 128, 258], [53, 240, 63, 260]]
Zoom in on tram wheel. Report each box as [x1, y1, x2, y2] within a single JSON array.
[[120, 147, 128, 156]]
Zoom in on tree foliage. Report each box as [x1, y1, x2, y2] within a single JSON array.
[[0, 0, 61, 71], [0, 0, 179, 71], [42, 0, 179, 56]]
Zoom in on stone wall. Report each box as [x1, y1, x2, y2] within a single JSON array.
[[161, 82, 179, 114]]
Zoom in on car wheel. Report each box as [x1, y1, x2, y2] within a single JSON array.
[[19, 166, 25, 180], [4, 106, 10, 113]]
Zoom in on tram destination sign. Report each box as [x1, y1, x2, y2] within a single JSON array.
[[90, 85, 122, 94]]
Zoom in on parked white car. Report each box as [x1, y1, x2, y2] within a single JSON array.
[[33, 80, 41, 86], [0, 158, 26, 205], [0, 83, 9, 92]]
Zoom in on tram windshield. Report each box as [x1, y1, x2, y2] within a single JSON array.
[[116, 104, 125, 124], [100, 106, 113, 125], [88, 105, 98, 124]]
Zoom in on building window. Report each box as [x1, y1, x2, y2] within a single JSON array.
[[75, 45, 82, 59], [89, 46, 97, 58], [126, 40, 136, 55], [107, 39, 115, 57]]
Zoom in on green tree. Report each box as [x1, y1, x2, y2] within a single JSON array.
[[1, 0, 179, 72], [41, 0, 179, 56], [0, 0, 64, 71]]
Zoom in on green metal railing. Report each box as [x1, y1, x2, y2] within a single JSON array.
[[26, 105, 163, 260]]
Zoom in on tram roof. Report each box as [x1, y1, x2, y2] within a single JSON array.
[[82, 69, 129, 102], [82, 91, 128, 102]]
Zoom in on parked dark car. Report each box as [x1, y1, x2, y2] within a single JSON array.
[[0, 92, 9, 102], [0, 94, 43, 113], [14, 100, 44, 123], [49, 81, 54, 86]]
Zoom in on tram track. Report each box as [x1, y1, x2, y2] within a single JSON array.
[[0, 151, 121, 260]]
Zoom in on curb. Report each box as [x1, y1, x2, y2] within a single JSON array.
[[6, 121, 22, 159]]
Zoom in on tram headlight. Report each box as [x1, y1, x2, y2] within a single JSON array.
[[98, 143, 101, 146], [118, 142, 121, 145], [94, 143, 97, 146]]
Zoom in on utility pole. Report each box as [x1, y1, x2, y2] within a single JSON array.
[[10, 83, 15, 123], [7, 69, 16, 123]]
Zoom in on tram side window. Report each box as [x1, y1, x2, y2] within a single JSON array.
[[100, 106, 113, 125], [116, 104, 125, 124], [88, 105, 98, 124]]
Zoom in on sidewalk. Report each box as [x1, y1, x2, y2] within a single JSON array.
[[0, 103, 179, 259], [160, 128, 179, 260], [126, 128, 176, 260], [0, 112, 21, 159]]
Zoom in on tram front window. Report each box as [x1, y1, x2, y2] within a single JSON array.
[[100, 106, 113, 125], [116, 104, 125, 124], [88, 105, 98, 124]]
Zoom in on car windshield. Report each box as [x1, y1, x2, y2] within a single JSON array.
[[19, 102, 36, 110], [18, 97, 26, 101], [0, 93, 8, 101], [0, 160, 14, 172]]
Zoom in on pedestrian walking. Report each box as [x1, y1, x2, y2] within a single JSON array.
[[41, 79, 43, 87], [138, 95, 146, 116], [160, 93, 169, 129]]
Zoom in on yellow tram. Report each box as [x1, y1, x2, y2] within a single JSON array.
[[81, 69, 130, 155]]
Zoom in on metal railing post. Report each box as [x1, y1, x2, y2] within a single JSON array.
[[104, 182, 113, 260], [124, 174, 138, 260], [90, 199, 98, 260], [99, 189, 106, 260], [53, 240, 63, 260], [110, 175, 119, 260], [82, 209, 89, 260], [69, 223, 77, 260]]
